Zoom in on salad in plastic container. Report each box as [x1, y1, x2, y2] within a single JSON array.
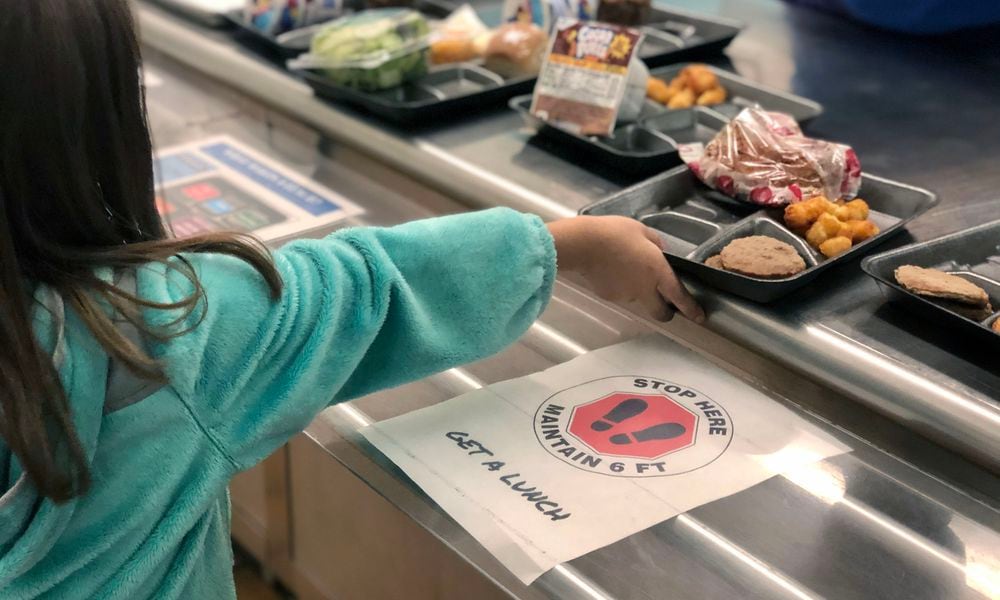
[[288, 9, 431, 92]]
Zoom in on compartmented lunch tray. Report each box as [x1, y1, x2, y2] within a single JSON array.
[[632, 6, 742, 68], [292, 8, 741, 124], [511, 63, 823, 177], [296, 64, 537, 124], [861, 219, 1000, 345], [224, 0, 456, 59], [581, 166, 938, 303]]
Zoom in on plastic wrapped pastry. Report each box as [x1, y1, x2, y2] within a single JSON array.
[[679, 107, 862, 207]]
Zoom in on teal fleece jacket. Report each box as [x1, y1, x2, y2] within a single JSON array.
[[0, 208, 556, 599]]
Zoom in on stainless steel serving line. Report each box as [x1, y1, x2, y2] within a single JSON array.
[[142, 48, 999, 600], [133, 0, 1000, 478]]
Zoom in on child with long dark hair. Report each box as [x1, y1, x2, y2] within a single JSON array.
[[0, 1, 702, 597]]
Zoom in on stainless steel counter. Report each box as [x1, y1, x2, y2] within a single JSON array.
[[142, 48, 999, 600], [133, 0, 1000, 478]]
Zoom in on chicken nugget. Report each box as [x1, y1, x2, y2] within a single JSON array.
[[819, 236, 853, 258], [696, 86, 727, 106], [841, 220, 880, 243], [667, 88, 695, 109], [835, 199, 870, 222], [682, 65, 718, 94]]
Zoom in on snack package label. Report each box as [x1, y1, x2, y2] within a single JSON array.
[[503, 0, 594, 32], [530, 19, 642, 137]]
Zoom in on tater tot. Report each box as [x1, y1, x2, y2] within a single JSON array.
[[696, 86, 727, 106], [667, 88, 695, 109], [646, 77, 672, 104], [835, 199, 870, 222], [784, 201, 823, 231], [843, 219, 880, 242], [685, 67, 718, 94], [805, 213, 842, 248], [819, 236, 853, 258]]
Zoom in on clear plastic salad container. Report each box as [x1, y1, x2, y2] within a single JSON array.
[[288, 9, 431, 92]]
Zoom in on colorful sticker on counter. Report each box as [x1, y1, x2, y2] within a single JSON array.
[[534, 376, 732, 477], [530, 19, 642, 136], [154, 136, 363, 241]]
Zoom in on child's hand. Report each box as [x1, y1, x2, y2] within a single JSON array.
[[548, 216, 705, 323]]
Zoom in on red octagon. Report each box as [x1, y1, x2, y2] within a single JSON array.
[[568, 392, 697, 460]]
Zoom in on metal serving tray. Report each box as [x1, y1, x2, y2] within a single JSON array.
[[581, 165, 938, 303], [511, 63, 823, 177], [294, 8, 741, 125], [224, 0, 456, 59], [861, 219, 1000, 345]]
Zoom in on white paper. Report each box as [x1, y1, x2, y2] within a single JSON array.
[[361, 336, 850, 584]]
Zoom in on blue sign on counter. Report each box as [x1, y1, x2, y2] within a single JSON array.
[[200, 142, 342, 216]]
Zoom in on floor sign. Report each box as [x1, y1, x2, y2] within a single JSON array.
[[154, 136, 363, 241], [361, 336, 851, 584]]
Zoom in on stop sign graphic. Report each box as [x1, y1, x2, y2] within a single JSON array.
[[567, 392, 697, 460]]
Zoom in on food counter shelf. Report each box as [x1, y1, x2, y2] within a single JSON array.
[[142, 50, 999, 600], [134, 0, 1000, 475]]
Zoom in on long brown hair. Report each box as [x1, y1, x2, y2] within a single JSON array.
[[0, 0, 282, 503]]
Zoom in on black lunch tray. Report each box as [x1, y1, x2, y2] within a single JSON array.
[[291, 7, 742, 125], [581, 165, 939, 303], [861, 219, 1000, 346], [511, 63, 823, 178], [224, 0, 456, 59]]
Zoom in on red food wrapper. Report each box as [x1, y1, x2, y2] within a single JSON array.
[[679, 108, 862, 207]]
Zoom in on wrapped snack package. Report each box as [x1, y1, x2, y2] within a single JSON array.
[[430, 4, 489, 64], [247, 0, 344, 36], [617, 58, 649, 123], [483, 22, 548, 78], [288, 9, 430, 91], [679, 107, 862, 207]]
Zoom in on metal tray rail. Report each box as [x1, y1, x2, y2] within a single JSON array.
[[582, 166, 938, 302]]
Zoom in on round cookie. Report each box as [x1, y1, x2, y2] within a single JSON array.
[[705, 254, 724, 269], [719, 235, 806, 279], [894, 265, 989, 307]]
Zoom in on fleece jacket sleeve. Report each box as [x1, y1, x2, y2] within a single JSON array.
[[139, 208, 556, 472]]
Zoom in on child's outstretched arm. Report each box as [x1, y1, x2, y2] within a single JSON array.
[[139, 208, 701, 471]]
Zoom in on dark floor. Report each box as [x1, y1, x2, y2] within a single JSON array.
[[234, 545, 288, 600]]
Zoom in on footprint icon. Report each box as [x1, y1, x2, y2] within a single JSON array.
[[610, 422, 687, 445], [591, 398, 648, 432]]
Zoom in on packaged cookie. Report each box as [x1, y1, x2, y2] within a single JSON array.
[[679, 107, 862, 207]]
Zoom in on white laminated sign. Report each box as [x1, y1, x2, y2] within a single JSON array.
[[361, 336, 850, 584]]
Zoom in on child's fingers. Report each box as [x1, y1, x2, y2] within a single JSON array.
[[656, 265, 705, 324], [639, 290, 675, 322], [642, 226, 667, 251]]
